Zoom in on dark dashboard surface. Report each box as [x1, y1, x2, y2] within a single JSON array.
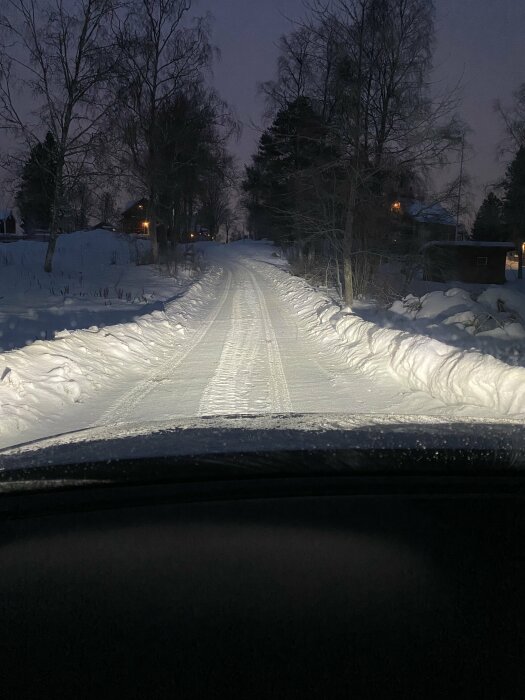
[[1, 471, 524, 699]]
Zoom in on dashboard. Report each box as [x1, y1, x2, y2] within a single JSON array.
[[0, 471, 524, 699]]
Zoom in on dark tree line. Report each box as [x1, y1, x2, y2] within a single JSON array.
[[243, 0, 463, 304], [244, 97, 338, 244], [15, 132, 58, 234], [0, 0, 238, 271], [471, 193, 505, 242], [472, 86, 525, 277], [502, 146, 525, 277]]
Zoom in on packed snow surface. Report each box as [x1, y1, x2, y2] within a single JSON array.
[[0, 235, 523, 450]]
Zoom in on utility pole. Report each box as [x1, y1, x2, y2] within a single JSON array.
[[455, 134, 465, 241]]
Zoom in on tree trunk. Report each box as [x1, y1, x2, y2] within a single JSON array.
[[341, 2, 367, 308], [150, 218, 159, 263], [44, 164, 64, 273], [343, 237, 354, 307], [343, 184, 357, 307], [167, 204, 177, 248], [158, 222, 168, 257], [148, 193, 159, 264], [513, 226, 523, 280], [44, 233, 58, 273]]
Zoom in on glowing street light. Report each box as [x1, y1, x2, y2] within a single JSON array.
[[143, 220, 150, 233]]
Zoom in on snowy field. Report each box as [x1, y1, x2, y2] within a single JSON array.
[[0, 233, 524, 451], [0, 230, 195, 351]]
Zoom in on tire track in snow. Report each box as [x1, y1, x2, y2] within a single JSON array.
[[200, 263, 292, 415], [244, 264, 292, 412], [95, 269, 233, 427], [198, 279, 264, 415]]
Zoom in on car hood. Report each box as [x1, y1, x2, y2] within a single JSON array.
[[0, 413, 523, 480]]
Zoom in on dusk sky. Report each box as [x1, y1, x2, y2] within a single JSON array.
[[1, 0, 523, 216], [200, 0, 525, 212]]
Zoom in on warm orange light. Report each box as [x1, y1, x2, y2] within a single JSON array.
[[391, 201, 402, 213], [143, 220, 149, 229]]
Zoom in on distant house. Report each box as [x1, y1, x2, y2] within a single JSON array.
[[390, 198, 464, 250], [0, 210, 16, 236], [422, 240, 516, 285], [121, 199, 149, 235], [90, 221, 117, 232]]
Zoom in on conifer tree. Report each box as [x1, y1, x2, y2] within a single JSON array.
[[471, 192, 505, 242], [503, 146, 525, 278], [15, 133, 58, 235]]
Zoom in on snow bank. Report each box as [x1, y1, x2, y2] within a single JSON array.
[[390, 288, 478, 321], [477, 287, 525, 320], [0, 264, 224, 440], [246, 257, 525, 416], [386, 287, 525, 364], [391, 287, 525, 335]]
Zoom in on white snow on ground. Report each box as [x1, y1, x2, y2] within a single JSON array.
[[244, 244, 525, 416], [385, 286, 525, 362], [0, 230, 187, 351], [0, 231, 213, 442], [0, 235, 524, 450]]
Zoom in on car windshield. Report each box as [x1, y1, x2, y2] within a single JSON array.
[[0, 0, 523, 476]]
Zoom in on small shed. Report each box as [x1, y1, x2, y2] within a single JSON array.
[[423, 241, 516, 285]]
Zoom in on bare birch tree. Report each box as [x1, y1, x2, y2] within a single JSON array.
[[0, 0, 120, 271], [113, 0, 213, 263], [258, 0, 463, 305], [321, 0, 463, 304], [494, 83, 525, 154]]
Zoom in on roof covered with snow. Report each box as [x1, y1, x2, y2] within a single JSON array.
[[404, 200, 456, 227], [123, 198, 147, 213]]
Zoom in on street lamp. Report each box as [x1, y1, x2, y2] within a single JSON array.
[[143, 220, 150, 234]]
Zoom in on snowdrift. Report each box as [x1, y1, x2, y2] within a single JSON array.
[[0, 263, 223, 440], [390, 287, 525, 346], [248, 256, 525, 416]]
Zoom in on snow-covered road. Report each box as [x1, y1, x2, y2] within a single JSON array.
[[2, 239, 523, 451], [95, 249, 416, 427]]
